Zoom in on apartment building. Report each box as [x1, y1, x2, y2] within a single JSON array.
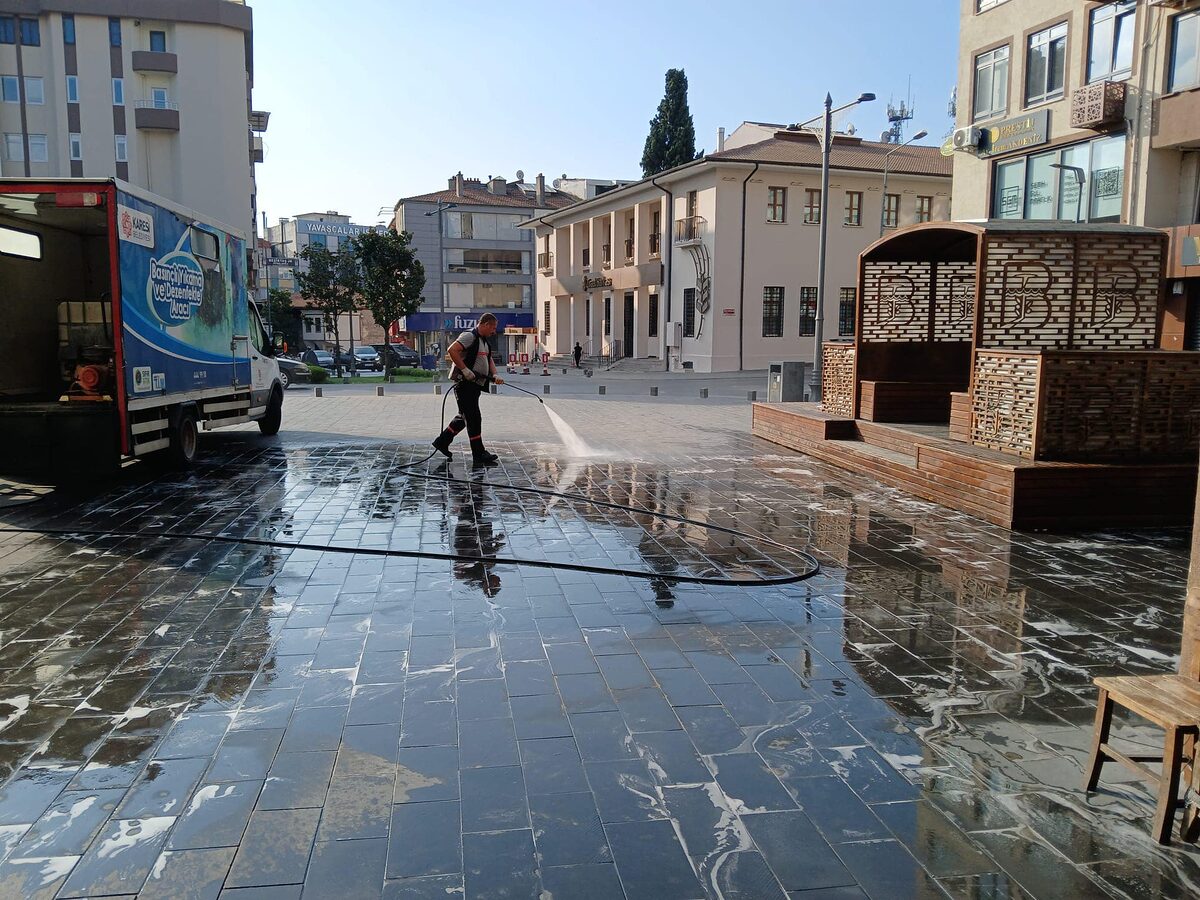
[[954, 0, 1200, 346], [526, 130, 951, 373], [393, 172, 578, 360], [0, 1, 265, 243]]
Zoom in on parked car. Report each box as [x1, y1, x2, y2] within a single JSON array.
[[301, 349, 336, 370], [374, 343, 421, 368], [276, 356, 311, 390]]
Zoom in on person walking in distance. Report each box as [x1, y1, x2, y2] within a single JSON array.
[[573, 341, 583, 368], [432, 313, 504, 466]]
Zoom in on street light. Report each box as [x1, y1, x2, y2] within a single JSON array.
[[791, 91, 875, 402], [423, 200, 457, 355], [1050, 163, 1086, 224], [879, 129, 928, 238]]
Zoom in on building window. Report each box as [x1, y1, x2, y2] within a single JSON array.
[[977, 0, 1011, 11], [686, 190, 698, 218], [150, 30, 167, 52], [543, 299, 551, 337], [883, 194, 900, 228], [3, 134, 23, 161], [69, 133, 81, 161], [991, 133, 1126, 223], [585, 297, 591, 336], [63, 15, 75, 45], [581, 247, 590, 269], [839, 288, 857, 336], [115, 135, 127, 163], [973, 46, 1009, 121], [28, 134, 47, 163], [0, 18, 12, 45], [798, 288, 817, 337], [844, 191, 862, 226], [1088, 0, 1135, 84], [916, 196, 933, 223], [648, 294, 659, 338], [767, 187, 786, 223], [1170, 10, 1200, 92], [23, 77, 43, 105], [762, 287, 784, 338], [109, 17, 121, 47], [804, 189, 821, 224], [66, 75, 79, 104], [112, 78, 124, 106], [151, 87, 169, 108], [683, 288, 696, 337], [19, 18, 39, 46], [604, 296, 611, 336], [1026, 22, 1068, 106], [0, 77, 16, 103]]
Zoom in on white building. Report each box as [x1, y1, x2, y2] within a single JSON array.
[[527, 129, 952, 372], [0, 1, 265, 243]]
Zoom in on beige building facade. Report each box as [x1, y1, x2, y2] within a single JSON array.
[[528, 131, 951, 373], [0, 1, 264, 242], [953, 0, 1200, 346]]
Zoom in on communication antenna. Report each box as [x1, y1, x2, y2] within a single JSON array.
[[883, 76, 916, 144]]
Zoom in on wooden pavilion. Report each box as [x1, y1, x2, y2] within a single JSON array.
[[753, 221, 1200, 529]]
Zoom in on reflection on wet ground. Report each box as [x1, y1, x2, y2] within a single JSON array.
[[0, 435, 1196, 898]]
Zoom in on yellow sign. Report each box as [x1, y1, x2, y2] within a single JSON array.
[[940, 138, 955, 157]]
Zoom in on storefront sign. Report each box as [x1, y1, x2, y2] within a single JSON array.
[[980, 110, 1049, 157], [504, 326, 539, 334], [295, 219, 386, 237], [722, 308, 736, 316], [582, 275, 613, 291], [400, 311, 535, 332]]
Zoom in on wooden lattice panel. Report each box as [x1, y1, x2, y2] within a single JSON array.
[[933, 261, 976, 342], [1072, 238, 1160, 349], [861, 261, 932, 342], [821, 343, 855, 418], [1037, 353, 1200, 460], [970, 351, 1040, 458], [978, 234, 1074, 349]]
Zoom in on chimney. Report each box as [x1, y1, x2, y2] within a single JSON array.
[[718, 127, 726, 151], [535, 173, 545, 206], [454, 172, 464, 197], [489, 176, 506, 195]]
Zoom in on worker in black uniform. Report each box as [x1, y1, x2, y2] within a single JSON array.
[[432, 312, 504, 466]]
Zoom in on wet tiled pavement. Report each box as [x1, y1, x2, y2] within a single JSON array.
[[0, 398, 1198, 898]]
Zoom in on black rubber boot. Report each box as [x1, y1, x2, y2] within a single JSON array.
[[432, 432, 453, 458], [472, 446, 499, 467]]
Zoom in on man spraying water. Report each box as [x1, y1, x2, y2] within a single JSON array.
[[432, 312, 504, 467]]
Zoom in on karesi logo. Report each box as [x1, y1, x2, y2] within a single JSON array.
[[117, 203, 154, 247], [121, 210, 133, 239]]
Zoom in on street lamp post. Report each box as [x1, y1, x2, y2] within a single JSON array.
[[1050, 163, 1086, 223], [424, 200, 458, 358], [879, 129, 928, 238], [793, 91, 875, 402]]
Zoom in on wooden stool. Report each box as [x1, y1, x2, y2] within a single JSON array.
[[1084, 674, 1200, 844]]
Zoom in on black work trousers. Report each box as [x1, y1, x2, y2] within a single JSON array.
[[448, 380, 484, 444]]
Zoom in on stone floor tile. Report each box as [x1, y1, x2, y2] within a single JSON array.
[[605, 818, 704, 899], [462, 829, 539, 900], [225, 808, 320, 889], [303, 837, 387, 900], [168, 781, 263, 850], [140, 846, 237, 900], [386, 800, 461, 879], [529, 790, 611, 867], [57, 815, 175, 897]]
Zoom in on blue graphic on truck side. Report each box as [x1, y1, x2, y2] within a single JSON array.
[[148, 235, 206, 325]]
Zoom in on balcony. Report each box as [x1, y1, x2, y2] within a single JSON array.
[[537, 251, 554, 274], [134, 101, 179, 131], [131, 50, 178, 74], [1070, 80, 1126, 130], [1153, 87, 1200, 150], [601, 243, 612, 269], [674, 216, 705, 246], [251, 135, 263, 163], [624, 238, 634, 263], [649, 232, 661, 258]]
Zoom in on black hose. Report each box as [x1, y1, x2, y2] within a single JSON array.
[[0, 382, 821, 587]]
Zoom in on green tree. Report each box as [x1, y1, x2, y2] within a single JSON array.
[[265, 288, 302, 353], [349, 229, 426, 381], [641, 68, 702, 178], [296, 244, 360, 371]]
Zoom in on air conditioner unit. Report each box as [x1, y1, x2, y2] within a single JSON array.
[[952, 126, 984, 152]]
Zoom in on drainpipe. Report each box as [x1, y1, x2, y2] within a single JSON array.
[[1128, 7, 1164, 224], [14, 17, 30, 176], [650, 174, 673, 372], [737, 162, 759, 372]]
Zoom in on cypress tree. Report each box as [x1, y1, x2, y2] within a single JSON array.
[[641, 68, 701, 178]]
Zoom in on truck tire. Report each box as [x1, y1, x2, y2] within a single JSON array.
[[258, 388, 283, 436], [169, 409, 199, 466]]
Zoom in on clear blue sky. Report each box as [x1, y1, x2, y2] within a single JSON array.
[[252, 0, 960, 228]]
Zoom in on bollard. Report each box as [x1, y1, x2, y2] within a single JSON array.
[[599, 385, 606, 395], [747, 390, 757, 402], [650, 386, 658, 396], [376, 386, 384, 397], [434, 384, 442, 395], [562, 368, 568, 375], [700, 388, 709, 399], [315, 387, 323, 398], [543, 385, 550, 395]]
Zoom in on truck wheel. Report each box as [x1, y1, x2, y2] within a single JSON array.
[[169, 409, 199, 466], [259, 388, 283, 436]]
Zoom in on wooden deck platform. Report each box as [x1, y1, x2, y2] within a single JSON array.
[[752, 402, 1196, 530]]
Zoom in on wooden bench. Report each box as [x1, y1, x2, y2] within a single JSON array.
[[859, 381, 963, 423], [1084, 674, 1200, 844]]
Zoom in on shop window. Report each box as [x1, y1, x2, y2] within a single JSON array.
[[990, 133, 1126, 223]]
